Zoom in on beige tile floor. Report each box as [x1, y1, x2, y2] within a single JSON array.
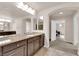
[[34, 38, 77, 56]]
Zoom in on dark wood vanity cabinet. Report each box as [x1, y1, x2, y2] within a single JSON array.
[[27, 36, 40, 56], [33, 37, 40, 52], [0, 34, 44, 56], [0, 47, 2, 56], [2, 40, 27, 56], [27, 38, 34, 56], [3, 46, 26, 56], [27, 35, 44, 56], [40, 34, 44, 47]]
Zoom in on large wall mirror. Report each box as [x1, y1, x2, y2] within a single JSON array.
[[33, 18, 37, 30], [33, 18, 43, 31]]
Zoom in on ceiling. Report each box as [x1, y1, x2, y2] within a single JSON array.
[[0, 2, 65, 19], [0, 2, 78, 20], [26, 2, 65, 12], [0, 2, 31, 19], [49, 7, 78, 20], [26, 2, 79, 20]]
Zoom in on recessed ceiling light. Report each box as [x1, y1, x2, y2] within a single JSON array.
[[59, 12, 63, 14], [59, 24, 62, 27]]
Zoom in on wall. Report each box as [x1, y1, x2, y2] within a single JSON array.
[[10, 20, 16, 31], [15, 19, 26, 34], [74, 11, 79, 55], [73, 12, 79, 46], [65, 17, 74, 43], [43, 15, 50, 48]]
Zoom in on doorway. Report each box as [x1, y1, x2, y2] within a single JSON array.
[[51, 20, 65, 41], [50, 20, 77, 55], [56, 22, 65, 41]]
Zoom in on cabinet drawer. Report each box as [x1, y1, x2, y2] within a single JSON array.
[[16, 40, 26, 47], [2, 40, 26, 53], [28, 42, 33, 56], [3, 46, 26, 56], [34, 39, 40, 52], [28, 38, 34, 43], [2, 43, 17, 53], [0, 47, 2, 56]]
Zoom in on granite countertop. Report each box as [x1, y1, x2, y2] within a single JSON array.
[[0, 32, 44, 46]]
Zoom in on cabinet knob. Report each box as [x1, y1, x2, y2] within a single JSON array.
[[17, 44, 20, 47]]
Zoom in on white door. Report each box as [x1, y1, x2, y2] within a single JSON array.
[[51, 20, 56, 41]]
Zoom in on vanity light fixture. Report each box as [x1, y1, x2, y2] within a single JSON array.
[[26, 7, 35, 15], [16, 2, 24, 9], [16, 2, 35, 15], [0, 19, 11, 22]]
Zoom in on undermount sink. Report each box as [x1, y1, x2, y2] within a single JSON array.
[[0, 36, 11, 44], [26, 34, 34, 36], [0, 36, 8, 41]]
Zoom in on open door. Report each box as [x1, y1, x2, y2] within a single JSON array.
[[51, 20, 56, 41]]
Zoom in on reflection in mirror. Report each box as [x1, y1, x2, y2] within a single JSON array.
[[0, 22, 10, 31], [32, 18, 43, 30], [33, 18, 37, 30], [38, 19, 43, 30]]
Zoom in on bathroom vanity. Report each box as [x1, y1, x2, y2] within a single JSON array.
[[0, 33, 44, 56]]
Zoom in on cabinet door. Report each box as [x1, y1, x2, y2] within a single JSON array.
[[0, 47, 2, 56], [34, 39, 39, 52], [3, 46, 26, 56], [28, 41, 33, 56], [40, 35, 44, 47]]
